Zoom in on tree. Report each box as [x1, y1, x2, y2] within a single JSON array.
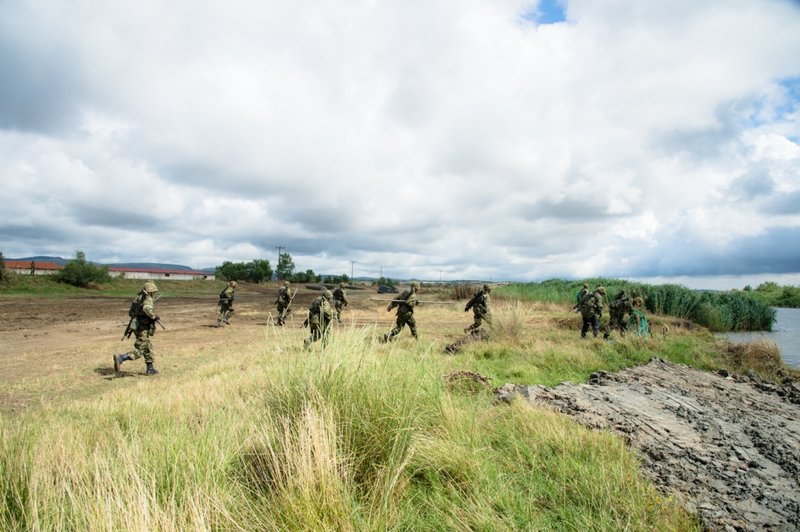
[[216, 259, 273, 283], [0, 252, 7, 282], [57, 250, 111, 288], [322, 274, 350, 285], [290, 269, 321, 283], [276, 252, 295, 280]]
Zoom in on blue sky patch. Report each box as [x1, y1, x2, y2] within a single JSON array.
[[522, 0, 566, 25]]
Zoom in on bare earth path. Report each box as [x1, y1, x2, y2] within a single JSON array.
[[496, 359, 800, 531]]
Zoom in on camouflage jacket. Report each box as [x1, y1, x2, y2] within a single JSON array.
[[277, 286, 291, 304], [388, 289, 418, 315], [465, 290, 490, 314], [579, 291, 604, 318], [219, 285, 235, 304], [332, 287, 348, 305], [308, 296, 334, 325]]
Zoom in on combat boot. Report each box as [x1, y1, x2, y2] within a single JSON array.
[[114, 353, 131, 372], [216, 319, 222, 328], [145, 362, 159, 375]]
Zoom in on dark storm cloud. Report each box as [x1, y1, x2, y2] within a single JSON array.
[[0, 31, 83, 133], [620, 226, 800, 277]]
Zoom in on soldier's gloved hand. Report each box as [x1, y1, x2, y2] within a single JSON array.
[[386, 305, 392, 312], [464, 307, 469, 312], [154, 315, 160, 321]]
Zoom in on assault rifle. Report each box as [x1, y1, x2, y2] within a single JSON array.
[[370, 298, 451, 305], [122, 316, 166, 340]]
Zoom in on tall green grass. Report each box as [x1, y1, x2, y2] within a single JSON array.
[[497, 279, 776, 331], [0, 325, 698, 530]]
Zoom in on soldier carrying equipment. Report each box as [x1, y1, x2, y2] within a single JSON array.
[[216, 280, 237, 327], [381, 282, 427, 342], [464, 284, 491, 334], [116, 281, 164, 375], [304, 289, 334, 348], [275, 281, 295, 326], [579, 286, 606, 339]]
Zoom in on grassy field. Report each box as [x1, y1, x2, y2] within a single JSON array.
[[2, 279, 793, 530]]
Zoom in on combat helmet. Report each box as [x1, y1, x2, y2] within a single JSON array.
[[322, 289, 333, 300], [142, 281, 159, 294], [483, 284, 491, 292], [410, 282, 420, 290], [229, 281, 238, 287], [596, 286, 606, 295]]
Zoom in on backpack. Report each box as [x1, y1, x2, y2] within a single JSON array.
[[128, 294, 143, 318]]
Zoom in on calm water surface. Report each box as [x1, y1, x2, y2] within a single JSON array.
[[718, 307, 800, 368]]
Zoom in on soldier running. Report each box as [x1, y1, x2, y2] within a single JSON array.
[[115, 281, 161, 375], [383, 282, 420, 342], [216, 280, 237, 327], [275, 281, 292, 325], [332, 283, 349, 321], [464, 284, 492, 334]]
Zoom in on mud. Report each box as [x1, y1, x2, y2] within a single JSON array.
[[496, 359, 800, 531]]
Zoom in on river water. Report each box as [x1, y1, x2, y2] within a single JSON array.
[[717, 308, 800, 368]]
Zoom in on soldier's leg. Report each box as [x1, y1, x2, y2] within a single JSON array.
[[385, 316, 404, 341], [581, 316, 590, 338], [591, 315, 600, 337], [407, 315, 418, 339]]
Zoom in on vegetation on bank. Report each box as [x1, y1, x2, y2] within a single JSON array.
[[496, 279, 776, 332], [743, 282, 800, 308]]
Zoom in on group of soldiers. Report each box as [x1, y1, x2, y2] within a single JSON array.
[[574, 283, 647, 340], [115, 279, 644, 375]]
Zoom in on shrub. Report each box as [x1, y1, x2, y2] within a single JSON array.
[[56, 250, 110, 288]]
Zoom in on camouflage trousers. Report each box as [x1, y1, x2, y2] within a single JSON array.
[[276, 302, 290, 324], [304, 319, 331, 348], [604, 311, 628, 339], [218, 302, 234, 321], [334, 301, 345, 321], [465, 310, 491, 333], [386, 311, 417, 341], [127, 327, 155, 364]]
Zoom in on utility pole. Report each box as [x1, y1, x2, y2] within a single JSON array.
[[274, 245, 284, 280], [380, 265, 383, 278], [350, 261, 355, 280]]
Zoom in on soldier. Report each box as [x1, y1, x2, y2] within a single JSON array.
[[304, 289, 335, 349], [464, 284, 491, 334], [216, 280, 237, 327], [383, 282, 420, 342], [604, 289, 634, 340], [579, 286, 606, 339], [275, 281, 292, 325], [332, 282, 349, 321], [574, 283, 590, 310], [115, 281, 161, 375]]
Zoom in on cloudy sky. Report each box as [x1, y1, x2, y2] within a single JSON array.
[[1, 0, 799, 288]]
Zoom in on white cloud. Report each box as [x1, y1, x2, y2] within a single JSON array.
[[1, 0, 799, 282]]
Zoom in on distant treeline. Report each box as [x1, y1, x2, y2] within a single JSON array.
[[743, 282, 800, 308], [497, 279, 776, 332]]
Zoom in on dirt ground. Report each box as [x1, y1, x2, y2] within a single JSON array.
[[0, 284, 435, 413], [496, 359, 800, 531]]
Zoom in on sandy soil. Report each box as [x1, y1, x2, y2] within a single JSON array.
[[496, 359, 800, 531], [0, 285, 410, 413]]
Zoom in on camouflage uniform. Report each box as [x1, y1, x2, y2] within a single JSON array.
[[573, 283, 589, 310], [579, 287, 606, 339], [604, 290, 634, 340], [384, 282, 419, 341], [304, 290, 334, 348], [332, 283, 349, 321], [464, 285, 491, 334], [115, 282, 160, 375], [216, 281, 237, 327], [275, 281, 292, 325]]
